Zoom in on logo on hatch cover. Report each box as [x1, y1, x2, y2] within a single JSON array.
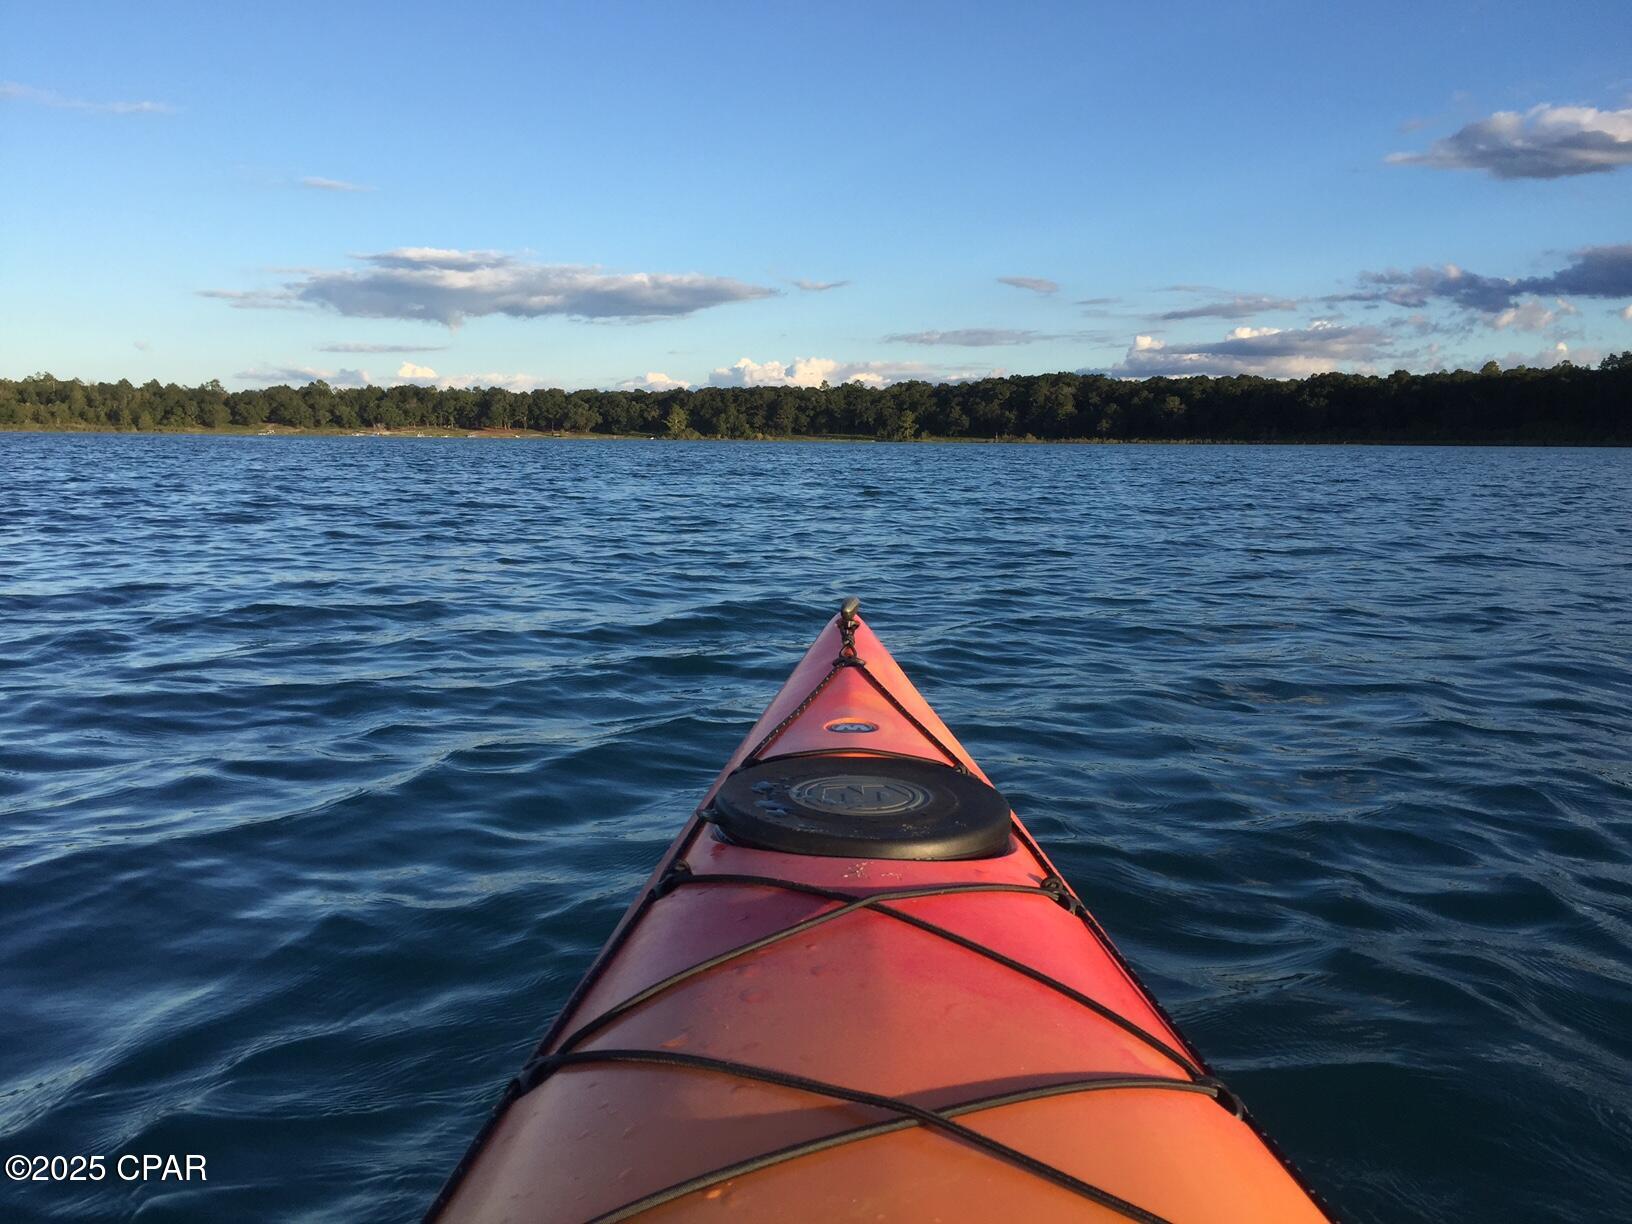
[[790, 775, 933, 816]]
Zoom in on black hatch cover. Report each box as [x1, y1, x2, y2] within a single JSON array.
[[712, 754, 1012, 860]]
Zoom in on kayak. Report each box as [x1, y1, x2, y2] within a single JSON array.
[[427, 601, 1330, 1222]]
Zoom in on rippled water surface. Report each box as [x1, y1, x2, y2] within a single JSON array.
[[3, 434, 1629, 1222]]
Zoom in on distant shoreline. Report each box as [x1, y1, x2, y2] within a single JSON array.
[[5, 361, 1630, 445], [3, 423, 1627, 447]]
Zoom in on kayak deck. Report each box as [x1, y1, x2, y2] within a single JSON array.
[[429, 606, 1329, 1222]]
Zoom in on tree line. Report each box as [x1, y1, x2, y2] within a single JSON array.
[[3, 356, 1629, 443]]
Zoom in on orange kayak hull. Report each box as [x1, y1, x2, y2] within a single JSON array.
[[430, 611, 1329, 1223]]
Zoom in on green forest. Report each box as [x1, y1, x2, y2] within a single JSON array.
[[3, 356, 1629, 443]]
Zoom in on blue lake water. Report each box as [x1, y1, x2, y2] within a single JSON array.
[[2, 433, 1629, 1222]]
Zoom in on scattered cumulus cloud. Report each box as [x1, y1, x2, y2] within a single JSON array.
[[1111, 323, 1393, 378], [707, 356, 1000, 388], [617, 372, 691, 391], [234, 363, 551, 392], [215, 241, 1628, 386], [1158, 293, 1299, 321], [1388, 105, 1632, 179], [300, 176, 374, 193], [792, 279, 849, 292], [1493, 340, 1597, 370], [133, 339, 151, 352], [1342, 264, 1522, 313], [997, 276, 1059, 295], [209, 248, 778, 326], [1526, 244, 1632, 298], [235, 365, 372, 388], [318, 341, 449, 353], [0, 81, 173, 115], [1338, 246, 1632, 316], [884, 328, 1046, 346]]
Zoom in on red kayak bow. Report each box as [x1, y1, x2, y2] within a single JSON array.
[[429, 601, 1330, 1222]]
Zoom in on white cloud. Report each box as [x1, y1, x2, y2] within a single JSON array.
[[617, 372, 690, 391], [432, 371, 552, 391], [133, 339, 151, 351], [1621, 304, 1632, 321], [387, 363, 547, 390], [997, 275, 1059, 295], [708, 357, 836, 387], [1387, 104, 1632, 179], [218, 248, 777, 325], [1494, 300, 1553, 331], [793, 279, 849, 292], [300, 176, 374, 193], [1111, 322, 1393, 378], [1491, 298, 1579, 332], [0, 81, 172, 115], [707, 356, 1000, 388]]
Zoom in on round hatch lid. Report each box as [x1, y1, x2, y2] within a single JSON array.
[[712, 754, 1011, 860]]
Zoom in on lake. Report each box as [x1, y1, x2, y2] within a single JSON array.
[[2, 433, 1628, 1221]]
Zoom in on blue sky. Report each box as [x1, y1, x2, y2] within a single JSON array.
[[3, 0, 1630, 391]]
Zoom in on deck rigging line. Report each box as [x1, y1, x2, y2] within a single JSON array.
[[496, 863, 1213, 1221]]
